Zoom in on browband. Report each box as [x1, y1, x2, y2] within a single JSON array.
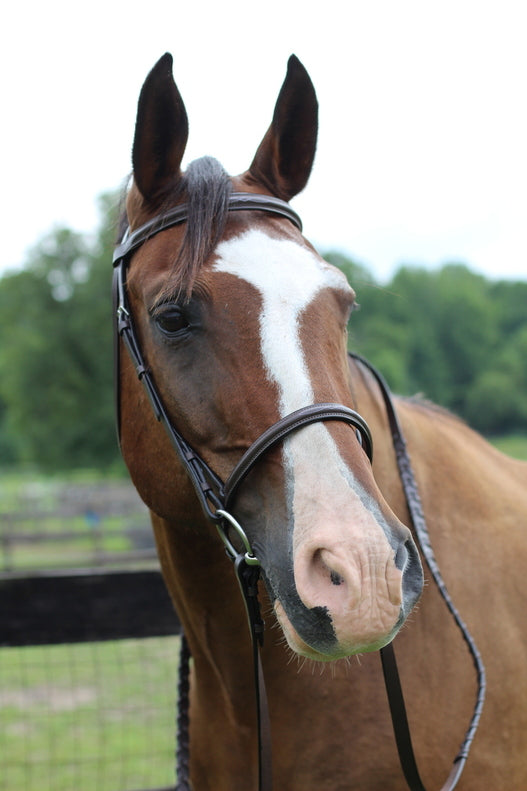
[[113, 192, 303, 266]]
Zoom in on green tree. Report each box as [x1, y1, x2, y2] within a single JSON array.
[[433, 264, 498, 414], [324, 251, 411, 389], [466, 325, 527, 432], [329, 251, 526, 434], [1, 224, 525, 472], [0, 194, 121, 471]]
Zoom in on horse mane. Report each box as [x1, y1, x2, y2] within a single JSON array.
[[351, 356, 466, 427], [119, 156, 232, 302], [400, 394, 464, 421]]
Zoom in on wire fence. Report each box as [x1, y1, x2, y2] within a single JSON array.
[[0, 478, 182, 791], [2, 637, 180, 791]]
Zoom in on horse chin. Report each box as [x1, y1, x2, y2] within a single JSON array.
[[273, 600, 399, 661]]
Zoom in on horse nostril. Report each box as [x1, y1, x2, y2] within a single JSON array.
[[330, 570, 344, 586]]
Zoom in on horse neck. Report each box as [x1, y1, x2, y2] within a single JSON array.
[[150, 504, 258, 702], [346, 355, 411, 521]]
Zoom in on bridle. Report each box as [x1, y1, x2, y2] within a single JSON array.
[[113, 193, 372, 521], [112, 192, 485, 791]]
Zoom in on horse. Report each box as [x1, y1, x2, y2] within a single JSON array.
[[113, 53, 527, 790]]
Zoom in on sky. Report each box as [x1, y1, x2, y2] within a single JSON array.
[[1, 0, 526, 283]]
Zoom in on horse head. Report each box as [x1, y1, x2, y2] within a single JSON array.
[[117, 53, 423, 661]]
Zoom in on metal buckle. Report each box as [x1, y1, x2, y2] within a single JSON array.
[[215, 509, 260, 566]]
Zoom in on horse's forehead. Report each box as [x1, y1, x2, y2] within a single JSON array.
[[212, 229, 351, 305]]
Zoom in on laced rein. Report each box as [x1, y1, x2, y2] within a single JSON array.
[[112, 194, 485, 791], [352, 355, 486, 791]]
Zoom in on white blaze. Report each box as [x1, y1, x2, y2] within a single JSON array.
[[213, 228, 361, 517], [214, 229, 350, 415], [214, 228, 390, 524], [214, 229, 401, 650]]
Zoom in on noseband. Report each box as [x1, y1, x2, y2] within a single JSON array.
[[112, 192, 484, 791]]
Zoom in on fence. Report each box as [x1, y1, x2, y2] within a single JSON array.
[[0, 479, 183, 791], [0, 479, 157, 573]]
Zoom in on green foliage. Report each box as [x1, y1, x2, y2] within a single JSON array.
[[325, 251, 527, 435], [0, 218, 525, 472], [0, 194, 121, 471]]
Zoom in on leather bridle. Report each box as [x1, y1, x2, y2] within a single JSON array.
[[112, 192, 485, 791], [113, 193, 372, 527]]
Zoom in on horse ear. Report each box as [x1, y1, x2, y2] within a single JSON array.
[[249, 55, 318, 201], [132, 53, 189, 204]]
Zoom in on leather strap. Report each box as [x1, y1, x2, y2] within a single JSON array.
[[223, 403, 372, 507], [381, 643, 427, 791], [175, 636, 191, 791], [114, 258, 226, 522], [113, 192, 302, 266], [351, 353, 486, 791], [234, 557, 272, 791]]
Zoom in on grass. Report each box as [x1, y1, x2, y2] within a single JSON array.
[[488, 433, 527, 461], [1, 471, 177, 789], [0, 435, 524, 789], [0, 636, 181, 791]]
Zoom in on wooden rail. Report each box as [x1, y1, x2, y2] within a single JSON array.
[[0, 516, 156, 572], [0, 568, 181, 647]]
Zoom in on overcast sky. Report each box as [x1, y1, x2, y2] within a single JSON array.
[[1, 0, 526, 282]]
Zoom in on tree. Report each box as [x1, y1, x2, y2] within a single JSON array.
[[466, 325, 527, 433], [328, 251, 526, 434], [0, 224, 525, 471], [0, 194, 121, 471]]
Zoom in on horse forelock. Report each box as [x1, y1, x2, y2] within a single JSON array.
[[118, 156, 232, 303]]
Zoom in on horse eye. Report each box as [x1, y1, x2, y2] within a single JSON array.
[[155, 307, 190, 336]]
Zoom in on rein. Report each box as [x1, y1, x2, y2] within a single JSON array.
[[352, 354, 486, 791], [113, 193, 485, 791]]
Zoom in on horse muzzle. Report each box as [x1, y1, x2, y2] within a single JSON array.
[[268, 522, 422, 660]]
